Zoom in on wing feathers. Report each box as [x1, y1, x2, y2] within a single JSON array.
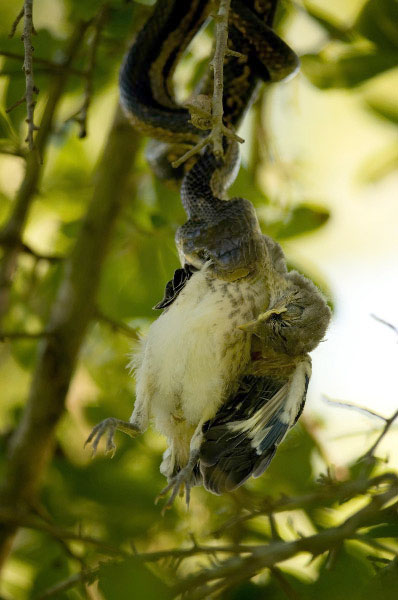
[[200, 359, 311, 494]]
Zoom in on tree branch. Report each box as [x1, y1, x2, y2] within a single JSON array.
[[0, 232, 63, 262], [0, 20, 90, 325], [360, 408, 398, 461], [21, 0, 39, 150], [67, 4, 109, 138], [9, 7, 25, 39], [0, 330, 48, 342], [172, 0, 244, 169], [323, 395, 387, 422], [212, 473, 398, 536], [95, 308, 139, 340], [0, 50, 85, 76], [0, 106, 140, 568], [371, 313, 398, 339], [36, 477, 398, 599], [0, 508, 126, 556], [174, 485, 398, 597]]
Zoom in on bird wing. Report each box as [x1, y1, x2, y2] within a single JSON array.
[[199, 359, 311, 495], [153, 264, 195, 309]]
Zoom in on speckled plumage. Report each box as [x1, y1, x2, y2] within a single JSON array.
[[131, 263, 269, 473], [128, 217, 330, 494]]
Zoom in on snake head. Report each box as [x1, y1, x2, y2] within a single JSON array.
[[175, 198, 265, 281]]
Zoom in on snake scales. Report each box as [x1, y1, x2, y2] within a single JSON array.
[[119, 0, 299, 275]]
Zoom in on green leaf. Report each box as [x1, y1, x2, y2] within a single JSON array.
[[301, 52, 397, 89], [229, 165, 269, 207], [264, 204, 329, 240], [303, 2, 352, 42], [363, 524, 398, 539], [357, 143, 398, 183], [0, 110, 17, 140], [361, 559, 398, 600], [355, 0, 398, 52], [365, 99, 398, 124], [98, 557, 173, 600]]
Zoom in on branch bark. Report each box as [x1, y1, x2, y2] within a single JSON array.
[[172, 0, 243, 169], [22, 0, 38, 150], [0, 106, 140, 568], [174, 485, 398, 598], [33, 477, 398, 599]]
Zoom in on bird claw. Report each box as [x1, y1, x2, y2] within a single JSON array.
[[156, 465, 194, 515], [85, 417, 140, 457], [238, 306, 288, 331], [85, 417, 119, 457]]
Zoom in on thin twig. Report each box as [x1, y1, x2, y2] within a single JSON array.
[[323, 395, 387, 422], [95, 309, 139, 340], [172, 0, 244, 168], [67, 5, 109, 138], [270, 566, 302, 600], [213, 473, 398, 536], [174, 485, 398, 596], [210, 0, 234, 157], [35, 543, 259, 599], [371, 314, 398, 339], [22, 0, 39, 150], [0, 233, 63, 262], [0, 331, 48, 342], [5, 95, 27, 113], [0, 50, 85, 76], [0, 508, 125, 555], [19, 242, 63, 262], [0, 19, 91, 326], [360, 408, 398, 460], [32, 475, 398, 599], [9, 6, 24, 38], [37, 572, 91, 600]]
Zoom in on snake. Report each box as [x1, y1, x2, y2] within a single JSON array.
[[119, 0, 299, 287]]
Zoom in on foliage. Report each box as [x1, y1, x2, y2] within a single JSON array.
[[0, 1, 397, 599]]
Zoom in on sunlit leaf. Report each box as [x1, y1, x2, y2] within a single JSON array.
[[303, 2, 352, 42], [98, 558, 172, 600], [355, 0, 398, 52], [264, 204, 330, 240], [365, 99, 398, 124], [301, 51, 397, 89]]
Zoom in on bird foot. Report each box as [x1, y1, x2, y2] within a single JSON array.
[[84, 417, 139, 457], [238, 306, 287, 332], [155, 463, 195, 515]]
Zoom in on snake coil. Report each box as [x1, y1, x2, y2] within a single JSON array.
[[119, 0, 299, 224]]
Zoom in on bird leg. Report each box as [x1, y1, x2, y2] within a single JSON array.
[[156, 420, 204, 513], [238, 303, 287, 332], [156, 448, 200, 514], [85, 418, 141, 457]]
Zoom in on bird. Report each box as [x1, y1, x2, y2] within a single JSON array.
[[86, 150, 331, 509]]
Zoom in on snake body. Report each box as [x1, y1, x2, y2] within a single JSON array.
[[120, 0, 299, 282]]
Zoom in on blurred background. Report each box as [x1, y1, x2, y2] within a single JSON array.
[[0, 0, 397, 598]]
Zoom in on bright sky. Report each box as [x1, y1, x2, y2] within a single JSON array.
[[263, 5, 398, 467]]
